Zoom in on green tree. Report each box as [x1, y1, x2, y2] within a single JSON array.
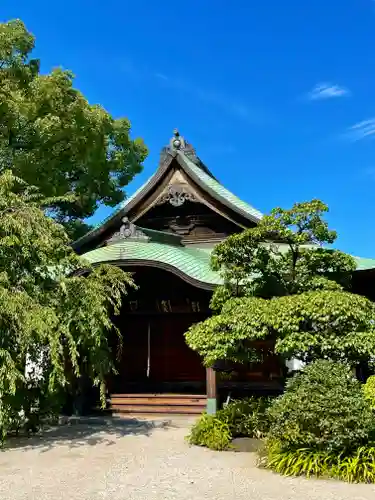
[[186, 291, 375, 367], [0, 170, 134, 442], [210, 199, 355, 310], [185, 200, 374, 368], [0, 19, 148, 240]]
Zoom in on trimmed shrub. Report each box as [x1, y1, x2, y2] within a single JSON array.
[[267, 360, 375, 453], [187, 413, 232, 451], [219, 397, 271, 439], [188, 397, 271, 450], [363, 375, 375, 410], [262, 441, 375, 483]]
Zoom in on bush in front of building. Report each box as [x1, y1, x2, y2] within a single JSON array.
[[267, 360, 373, 452], [363, 375, 375, 411], [262, 360, 375, 482], [262, 442, 375, 483], [187, 397, 272, 450], [218, 397, 271, 439], [187, 413, 232, 451]]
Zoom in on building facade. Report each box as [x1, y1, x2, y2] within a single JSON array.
[[73, 131, 375, 415]]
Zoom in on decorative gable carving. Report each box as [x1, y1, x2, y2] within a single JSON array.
[[156, 170, 198, 208], [106, 217, 149, 245], [157, 183, 197, 207]]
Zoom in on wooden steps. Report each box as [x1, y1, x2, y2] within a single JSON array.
[[110, 393, 207, 415]]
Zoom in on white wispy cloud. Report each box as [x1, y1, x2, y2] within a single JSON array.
[[154, 71, 263, 123], [119, 61, 264, 124], [363, 166, 375, 179], [308, 83, 350, 100], [346, 119, 375, 141], [154, 72, 169, 82]]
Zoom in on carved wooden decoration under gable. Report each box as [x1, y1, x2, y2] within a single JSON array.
[[106, 217, 149, 245], [168, 216, 196, 235], [157, 182, 197, 207]]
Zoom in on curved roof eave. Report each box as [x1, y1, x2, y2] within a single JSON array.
[[82, 259, 218, 291], [81, 240, 222, 290]]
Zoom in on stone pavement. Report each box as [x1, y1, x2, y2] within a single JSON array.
[[0, 417, 374, 500]]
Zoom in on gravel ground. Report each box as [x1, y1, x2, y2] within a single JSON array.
[[0, 418, 375, 500]]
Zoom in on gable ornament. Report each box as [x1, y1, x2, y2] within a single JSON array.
[[157, 183, 197, 207], [106, 217, 149, 245]]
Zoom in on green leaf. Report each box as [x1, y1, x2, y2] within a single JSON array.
[[0, 170, 134, 442], [0, 20, 148, 240]]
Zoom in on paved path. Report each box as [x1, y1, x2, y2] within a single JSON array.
[[0, 418, 375, 500]]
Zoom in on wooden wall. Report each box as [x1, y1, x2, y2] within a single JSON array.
[[108, 267, 284, 395], [108, 268, 211, 393], [136, 200, 251, 243]]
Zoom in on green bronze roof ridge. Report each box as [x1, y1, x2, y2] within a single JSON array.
[[73, 133, 375, 272], [72, 158, 172, 248]]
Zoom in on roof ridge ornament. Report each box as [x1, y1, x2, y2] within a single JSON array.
[[106, 217, 150, 245], [158, 129, 216, 179], [170, 129, 186, 150]]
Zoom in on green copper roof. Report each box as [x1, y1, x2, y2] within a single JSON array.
[[90, 178, 150, 233], [75, 132, 375, 275], [82, 238, 375, 291], [95, 149, 262, 229], [82, 240, 222, 289], [73, 136, 263, 250], [178, 151, 263, 222], [353, 256, 375, 271]]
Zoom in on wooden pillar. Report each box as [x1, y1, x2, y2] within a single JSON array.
[[206, 367, 217, 415]]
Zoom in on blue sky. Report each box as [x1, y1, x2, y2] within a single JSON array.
[[2, 0, 375, 257]]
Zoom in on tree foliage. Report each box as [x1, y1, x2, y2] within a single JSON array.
[[186, 291, 375, 367], [272, 291, 375, 364], [0, 19, 148, 239], [185, 200, 373, 367], [0, 171, 134, 441], [186, 296, 270, 366], [210, 200, 355, 310], [363, 376, 375, 411]]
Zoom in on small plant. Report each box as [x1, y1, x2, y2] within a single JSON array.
[[219, 397, 271, 439], [188, 397, 271, 450], [363, 375, 375, 410], [187, 413, 232, 451], [262, 441, 375, 483], [261, 441, 331, 478], [331, 446, 375, 483]]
